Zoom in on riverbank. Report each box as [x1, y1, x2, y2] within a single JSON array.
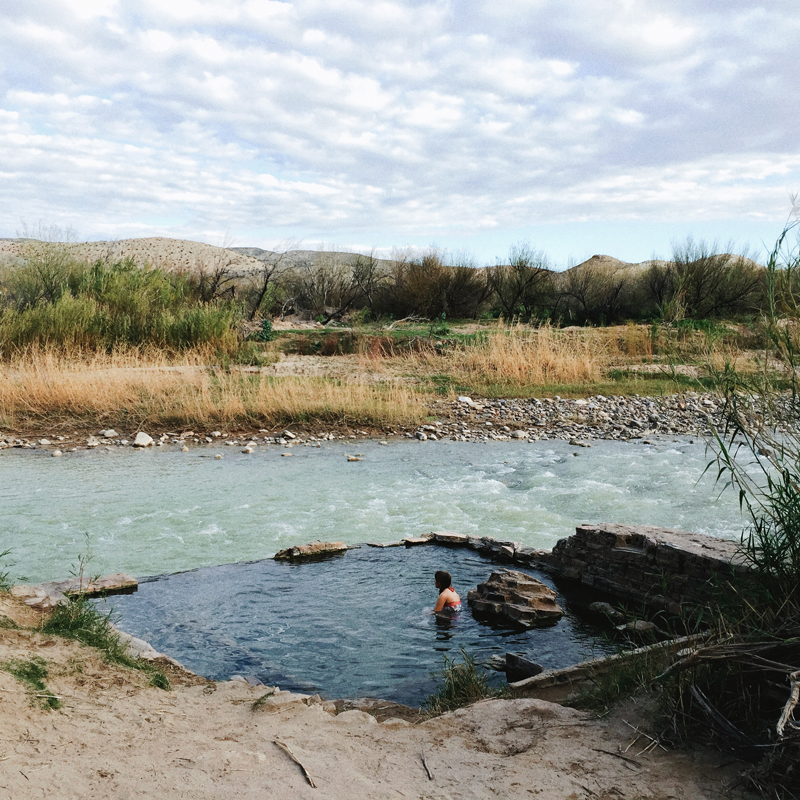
[[0, 390, 721, 451], [0, 591, 754, 799]]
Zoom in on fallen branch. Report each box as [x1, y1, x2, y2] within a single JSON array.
[[592, 748, 641, 767], [421, 749, 434, 780], [777, 670, 800, 738], [274, 739, 316, 788]]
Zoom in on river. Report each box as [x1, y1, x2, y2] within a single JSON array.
[[3, 437, 744, 584]]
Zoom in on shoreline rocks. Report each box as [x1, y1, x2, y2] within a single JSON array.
[[0, 390, 724, 452]]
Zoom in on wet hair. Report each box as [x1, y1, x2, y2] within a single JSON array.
[[434, 570, 452, 592]]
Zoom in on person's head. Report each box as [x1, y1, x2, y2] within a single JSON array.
[[434, 570, 452, 592]]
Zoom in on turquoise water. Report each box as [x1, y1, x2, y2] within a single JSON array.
[[2, 438, 744, 584]]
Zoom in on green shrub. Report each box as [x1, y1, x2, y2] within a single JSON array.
[[0, 254, 240, 354]]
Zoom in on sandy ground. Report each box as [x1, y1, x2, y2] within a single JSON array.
[[0, 598, 755, 800]]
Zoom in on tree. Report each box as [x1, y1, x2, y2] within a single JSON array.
[[488, 242, 552, 321]]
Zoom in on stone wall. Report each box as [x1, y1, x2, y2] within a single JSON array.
[[545, 523, 750, 614]]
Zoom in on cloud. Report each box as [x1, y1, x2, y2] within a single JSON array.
[[0, 0, 798, 258]]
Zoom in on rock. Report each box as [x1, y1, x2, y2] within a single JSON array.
[[52, 450, 62, 457], [467, 569, 564, 628], [616, 619, 658, 634], [102, 429, 118, 438], [347, 455, 362, 462], [86, 436, 100, 447], [210, 431, 222, 437], [511, 430, 528, 439], [133, 432, 154, 447], [505, 653, 544, 683], [457, 396, 474, 405], [281, 452, 292, 457], [403, 534, 434, 546], [587, 601, 626, 623], [181, 445, 189, 452], [215, 454, 223, 459], [53, 573, 138, 598], [274, 541, 347, 560], [242, 447, 254, 454], [38, 439, 51, 445], [415, 431, 427, 440], [282, 430, 296, 440], [569, 439, 590, 447], [433, 531, 469, 545]]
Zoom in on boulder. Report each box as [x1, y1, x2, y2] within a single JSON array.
[[274, 541, 347, 560], [505, 653, 544, 683], [133, 432, 154, 447], [467, 569, 564, 628]]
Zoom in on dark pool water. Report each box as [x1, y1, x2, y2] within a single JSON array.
[[98, 545, 615, 707]]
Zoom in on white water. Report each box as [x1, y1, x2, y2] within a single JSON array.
[[2, 437, 745, 583]]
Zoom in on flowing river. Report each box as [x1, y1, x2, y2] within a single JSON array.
[[3, 437, 745, 584]]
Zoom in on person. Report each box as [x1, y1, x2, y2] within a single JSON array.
[[433, 570, 462, 614]]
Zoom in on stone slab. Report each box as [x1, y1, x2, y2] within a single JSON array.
[[274, 541, 348, 560]]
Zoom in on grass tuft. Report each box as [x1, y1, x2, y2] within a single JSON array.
[[424, 649, 505, 716], [0, 656, 61, 709], [41, 597, 170, 690]]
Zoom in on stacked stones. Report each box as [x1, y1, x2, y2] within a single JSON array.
[[467, 569, 564, 628], [546, 523, 750, 614]]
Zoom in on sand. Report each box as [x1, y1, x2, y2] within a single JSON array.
[[0, 593, 755, 800]]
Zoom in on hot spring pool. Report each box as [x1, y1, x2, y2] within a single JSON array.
[[97, 545, 617, 707]]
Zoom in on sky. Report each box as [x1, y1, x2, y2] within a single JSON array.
[[1, 0, 799, 268]]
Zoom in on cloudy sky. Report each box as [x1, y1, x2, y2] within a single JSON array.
[[1, 0, 799, 266]]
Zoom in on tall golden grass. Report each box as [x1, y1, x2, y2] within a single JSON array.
[[393, 326, 606, 387], [0, 348, 424, 432]]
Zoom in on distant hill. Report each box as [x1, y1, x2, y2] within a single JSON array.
[[0, 237, 764, 278], [0, 237, 266, 276]]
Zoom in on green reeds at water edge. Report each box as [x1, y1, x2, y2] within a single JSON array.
[[424, 649, 506, 716]]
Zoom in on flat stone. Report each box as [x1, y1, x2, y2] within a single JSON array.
[[403, 534, 434, 546], [274, 541, 347, 560], [50, 573, 138, 598], [432, 531, 469, 545]]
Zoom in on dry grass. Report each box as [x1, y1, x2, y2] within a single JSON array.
[[0, 348, 424, 432], [384, 326, 610, 389]]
